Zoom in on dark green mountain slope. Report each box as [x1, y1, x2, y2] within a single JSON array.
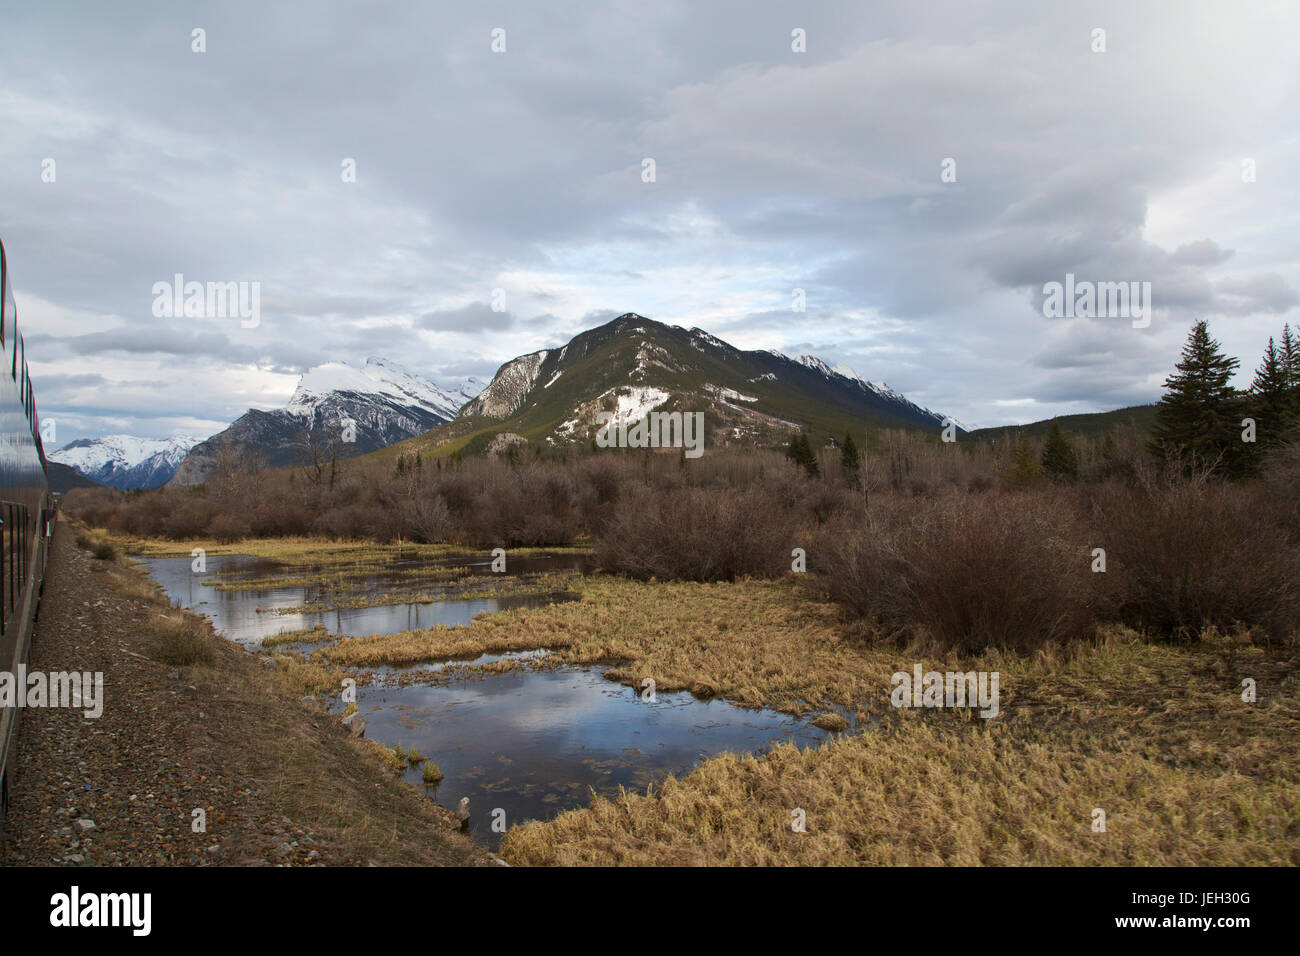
[[384, 314, 962, 458]]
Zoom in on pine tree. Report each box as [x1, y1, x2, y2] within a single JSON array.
[[807, 434, 821, 476], [1281, 323, 1299, 391], [1149, 320, 1242, 473], [1040, 421, 1078, 479], [1007, 436, 1041, 486], [786, 432, 819, 477], [1250, 336, 1296, 447], [1281, 323, 1300, 421], [840, 431, 861, 473]]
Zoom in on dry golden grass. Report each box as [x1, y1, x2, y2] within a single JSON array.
[[318, 576, 910, 716], [495, 605, 1300, 865], [501, 717, 1298, 865], [113, 527, 1300, 866], [146, 611, 218, 666], [308, 574, 1297, 866], [107, 531, 586, 564]]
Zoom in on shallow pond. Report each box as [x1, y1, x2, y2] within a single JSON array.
[[361, 665, 831, 848], [136, 550, 845, 851], [135, 552, 580, 646]]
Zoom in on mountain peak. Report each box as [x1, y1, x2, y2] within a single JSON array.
[[456, 316, 962, 445], [50, 434, 202, 490], [286, 358, 477, 421]]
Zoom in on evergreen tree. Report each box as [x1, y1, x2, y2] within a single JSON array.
[[840, 431, 861, 473], [1149, 320, 1242, 473], [786, 432, 819, 477], [1281, 323, 1299, 391], [1249, 336, 1296, 447], [1040, 420, 1078, 479], [1281, 323, 1300, 420], [1007, 436, 1041, 485]]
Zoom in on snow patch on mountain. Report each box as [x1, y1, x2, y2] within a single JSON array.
[[705, 384, 758, 403], [604, 386, 669, 427], [831, 362, 968, 430], [288, 357, 477, 420], [51, 435, 203, 490]]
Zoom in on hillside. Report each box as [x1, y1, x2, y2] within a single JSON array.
[[967, 405, 1158, 442], [46, 460, 102, 494]]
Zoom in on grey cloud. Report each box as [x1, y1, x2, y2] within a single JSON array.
[[419, 303, 516, 332], [1, 0, 1297, 438]]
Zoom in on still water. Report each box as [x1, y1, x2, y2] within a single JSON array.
[[137, 551, 839, 849], [135, 552, 579, 646]]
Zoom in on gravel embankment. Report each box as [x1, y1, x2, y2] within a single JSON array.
[[1, 521, 486, 866]]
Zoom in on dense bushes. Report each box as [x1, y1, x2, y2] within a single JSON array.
[[595, 485, 799, 581], [1088, 473, 1300, 642], [66, 433, 1300, 651], [814, 491, 1100, 652]]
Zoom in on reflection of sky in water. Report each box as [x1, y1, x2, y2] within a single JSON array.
[[137, 552, 835, 850], [136, 553, 578, 646], [362, 667, 829, 848]]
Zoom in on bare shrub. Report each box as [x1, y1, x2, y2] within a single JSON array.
[[207, 511, 252, 543], [816, 492, 1098, 653], [407, 493, 453, 544], [1088, 478, 1300, 642], [595, 485, 797, 581]]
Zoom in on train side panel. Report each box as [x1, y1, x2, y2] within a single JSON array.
[[0, 239, 54, 820]]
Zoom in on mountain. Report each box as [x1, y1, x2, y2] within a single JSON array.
[[49, 435, 201, 489], [168, 358, 482, 485], [46, 460, 103, 494], [391, 313, 963, 458]]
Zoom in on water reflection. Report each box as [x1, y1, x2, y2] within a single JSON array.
[[135, 553, 579, 646], [362, 666, 830, 848]]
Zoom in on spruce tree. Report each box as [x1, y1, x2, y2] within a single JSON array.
[[1149, 320, 1242, 473], [1281, 323, 1300, 420], [806, 434, 821, 476], [787, 432, 819, 477], [1040, 420, 1078, 479], [1281, 323, 1299, 390], [1250, 336, 1296, 447], [840, 431, 861, 473], [1007, 436, 1041, 486], [785, 433, 802, 467]]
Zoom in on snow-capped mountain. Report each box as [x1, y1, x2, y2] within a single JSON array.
[[287, 358, 481, 421], [50, 435, 202, 490], [168, 359, 483, 485], [448, 314, 964, 451]]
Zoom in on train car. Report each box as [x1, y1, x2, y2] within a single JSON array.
[[0, 238, 55, 827]]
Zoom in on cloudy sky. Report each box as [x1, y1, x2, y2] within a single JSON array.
[[2, 0, 1297, 445]]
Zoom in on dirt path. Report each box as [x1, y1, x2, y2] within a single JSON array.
[[1, 521, 488, 866]]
